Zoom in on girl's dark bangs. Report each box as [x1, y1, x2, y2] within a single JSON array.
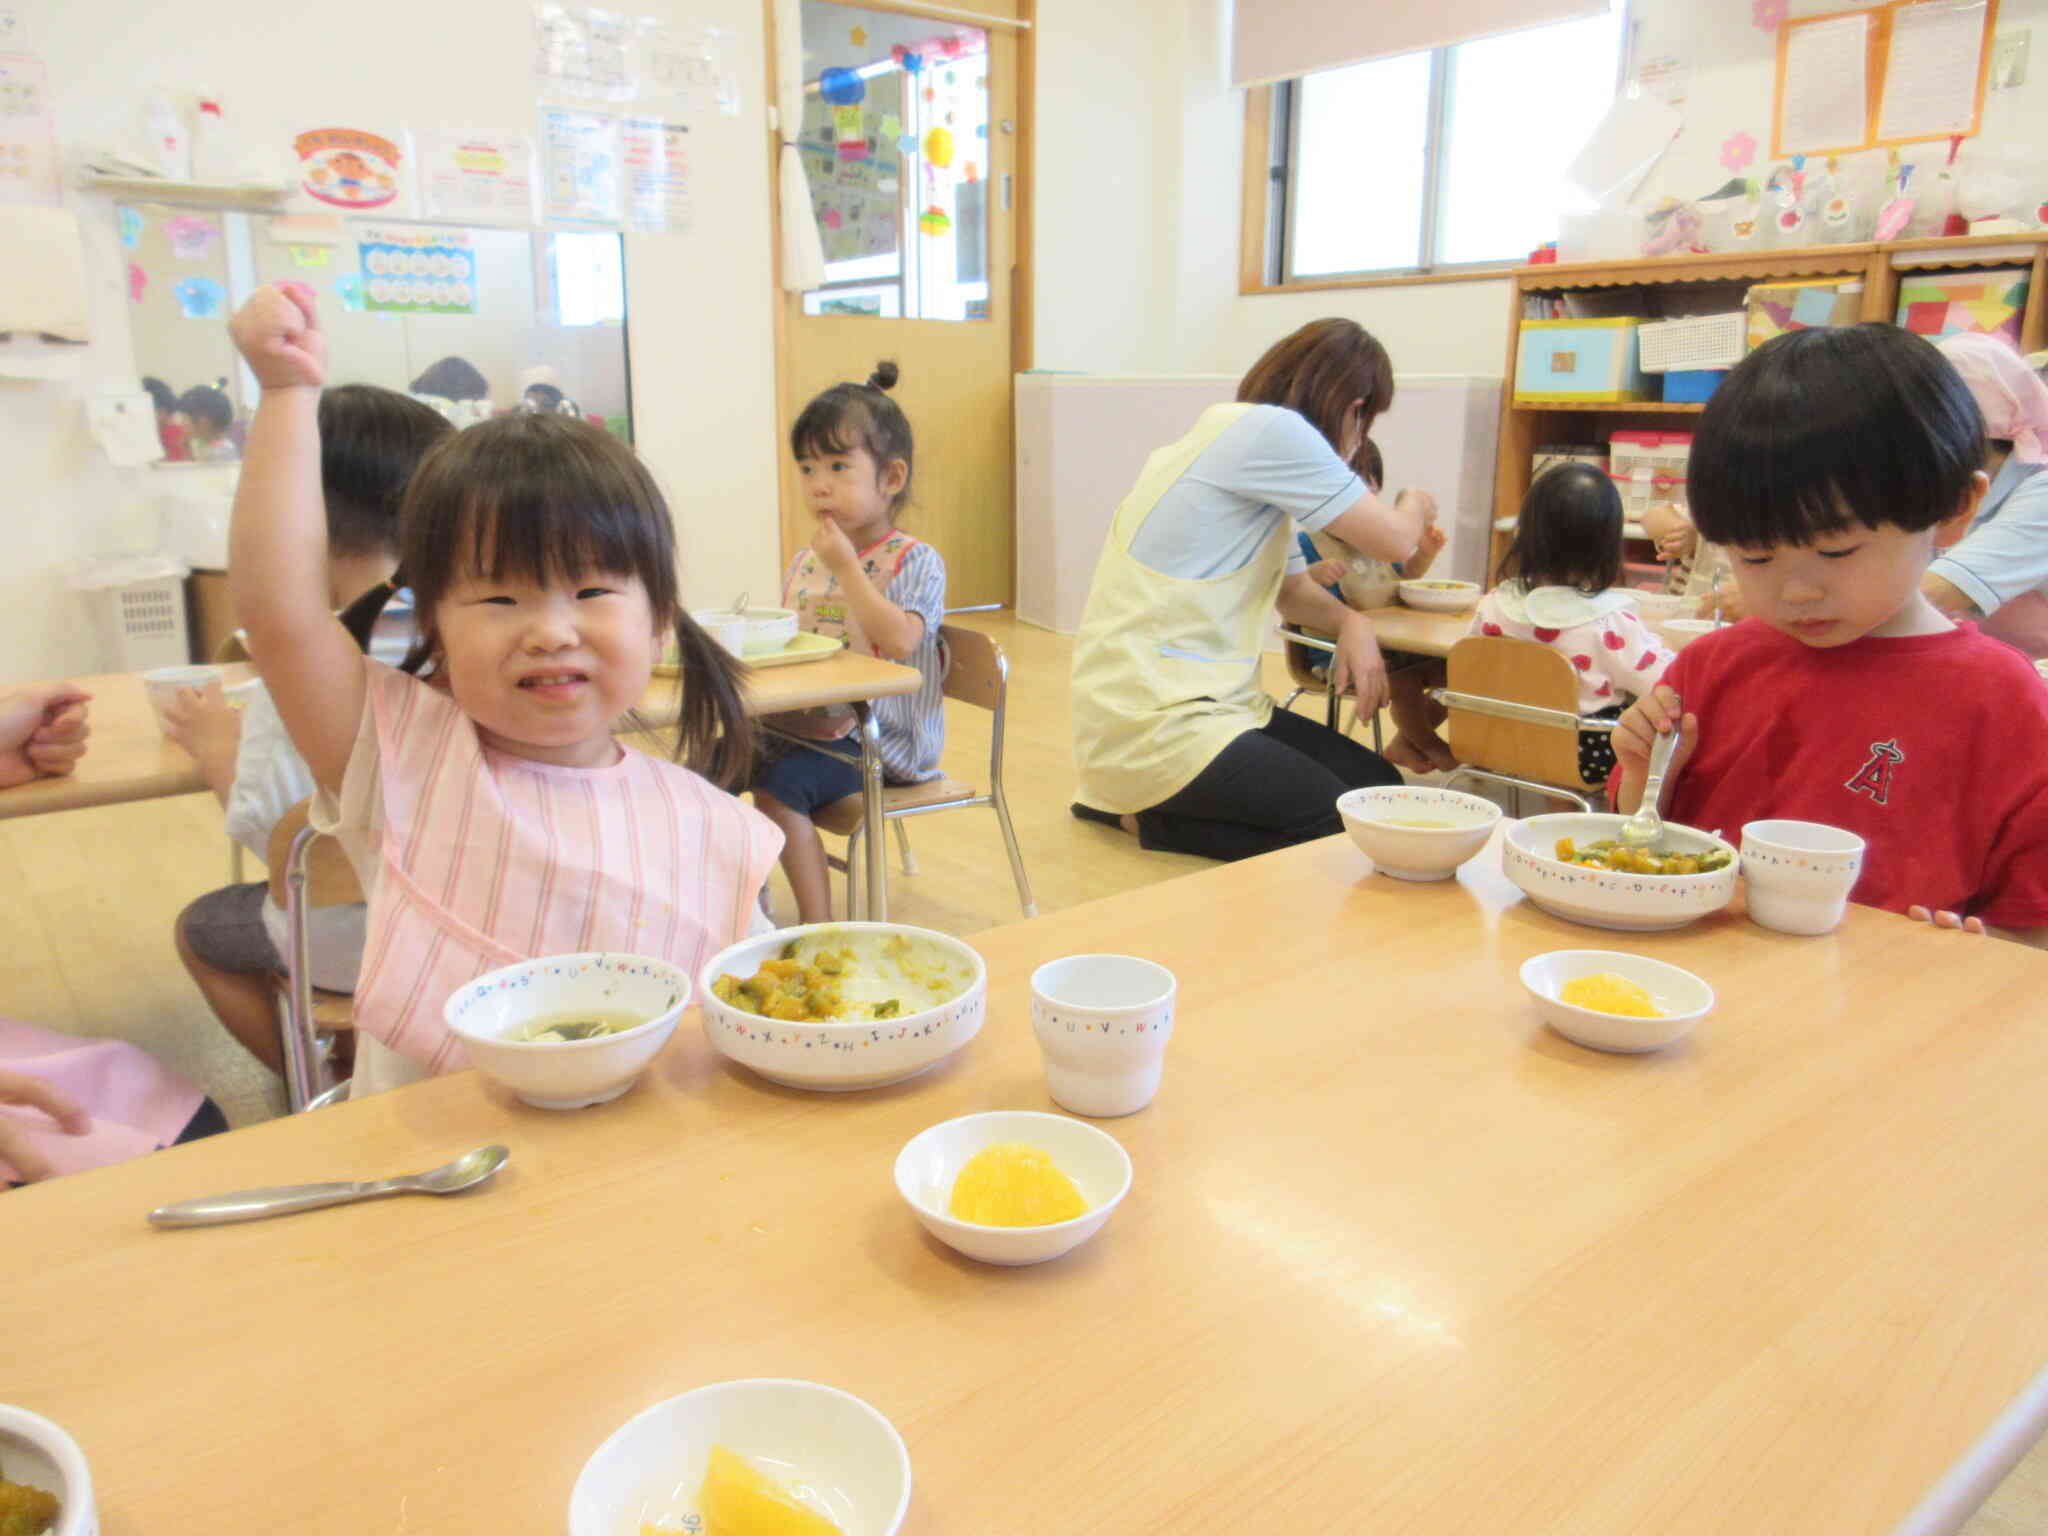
[[460, 480, 652, 588], [791, 400, 863, 462]]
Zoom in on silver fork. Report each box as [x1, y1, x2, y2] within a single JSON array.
[[1619, 727, 1680, 848]]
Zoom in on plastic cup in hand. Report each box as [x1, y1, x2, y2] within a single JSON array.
[[1740, 819, 1866, 935], [141, 665, 224, 734], [1029, 954, 1176, 1118]]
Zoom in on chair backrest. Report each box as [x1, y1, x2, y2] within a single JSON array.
[[1443, 635, 1600, 790], [265, 798, 365, 909], [937, 623, 1004, 713], [1283, 627, 1332, 695], [212, 630, 252, 664]]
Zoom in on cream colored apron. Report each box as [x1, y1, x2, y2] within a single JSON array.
[[1070, 403, 1292, 814]]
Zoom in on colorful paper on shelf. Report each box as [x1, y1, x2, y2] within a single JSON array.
[[1895, 268, 2029, 347], [295, 126, 402, 211], [358, 225, 476, 315], [1746, 278, 1860, 348], [1790, 286, 1840, 326]]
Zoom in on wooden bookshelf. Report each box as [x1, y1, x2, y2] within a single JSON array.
[[1489, 232, 2048, 582]]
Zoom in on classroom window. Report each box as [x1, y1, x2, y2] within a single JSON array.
[[550, 232, 626, 327], [1274, 4, 1625, 280]]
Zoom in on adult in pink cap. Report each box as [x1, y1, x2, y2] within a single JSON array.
[[1925, 334, 2048, 659]]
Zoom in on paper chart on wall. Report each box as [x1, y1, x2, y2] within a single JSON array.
[[358, 225, 477, 314], [1778, 11, 1870, 154], [621, 116, 688, 231], [418, 132, 537, 225], [1876, 0, 1989, 140], [534, 3, 636, 101], [0, 53, 60, 207], [541, 106, 622, 225]]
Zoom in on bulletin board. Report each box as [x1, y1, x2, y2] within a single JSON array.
[[798, 89, 905, 266], [1772, 0, 1998, 158]]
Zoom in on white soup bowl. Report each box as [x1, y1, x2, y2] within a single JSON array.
[[0, 1404, 95, 1536], [1337, 785, 1500, 881], [1397, 578, 1481, 613], [444, 952, 689, 1110]]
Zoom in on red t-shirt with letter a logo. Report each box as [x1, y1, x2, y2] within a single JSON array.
[[1648, 620, 2048, 927]]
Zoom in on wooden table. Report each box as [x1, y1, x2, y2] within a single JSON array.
[[639, 650, 923, 919], [3, 656, 921, 915], [16, 834, 2048, 1534]]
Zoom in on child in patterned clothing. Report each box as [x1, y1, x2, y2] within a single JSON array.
[[754, 362, 947, 923], [1470, 462, 1677, 784]]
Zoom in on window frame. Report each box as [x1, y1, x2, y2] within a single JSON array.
[[1241, 11, 1629, 294]]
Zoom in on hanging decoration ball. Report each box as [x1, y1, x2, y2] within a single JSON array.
[[897, 133, 919, 156], [901, 50, 925, 75], [919, 204, 953, 237], [924, 126, 955, 167], [963, 161, 979, 183], [850, 25, 867, 46], [940, 34, 965, 57], [823, 208, 844, 230], [976, 122, 988, 139], [819, 67, 866, 105]]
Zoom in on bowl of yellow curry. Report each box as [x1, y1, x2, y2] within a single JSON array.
[[699, 923, 987, 1091], [1503, 812, 1738, 932]]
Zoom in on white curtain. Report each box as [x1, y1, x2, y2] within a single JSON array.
[[1230, 0, 1607, 88], [776, 0, 828, 293]]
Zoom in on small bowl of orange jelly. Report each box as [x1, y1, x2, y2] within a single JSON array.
[[894, 1110, 1132, 1266], [1519, 949, 1714, 1054]]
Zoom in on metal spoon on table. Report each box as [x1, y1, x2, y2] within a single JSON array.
[[148, 1144, 509, 1229], [1620, 727, 1681, 849]]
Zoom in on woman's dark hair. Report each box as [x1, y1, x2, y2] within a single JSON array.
[[350, 413, 751, 786], [319, 385, 453, 559], [1500, 462, 1624, 593], [790, 361, 915, 513], [1236, 318, 1396, 477], [142, 376, 176, 414], [176, 384, 232, 431], [409, 355, 490, 402], [1359, 438, 1384, 493], [1690, 324, 1985, 548]]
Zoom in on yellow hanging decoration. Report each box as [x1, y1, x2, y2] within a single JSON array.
[[922, 126, 954, 169]]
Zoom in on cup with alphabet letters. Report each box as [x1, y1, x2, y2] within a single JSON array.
[[1739, 820, 1865, 935]]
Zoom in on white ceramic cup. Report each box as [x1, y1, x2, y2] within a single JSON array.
[[1740, 819, 1867, 935], [140, 665, 225, 734], [1029, 954, 1175, 1118]]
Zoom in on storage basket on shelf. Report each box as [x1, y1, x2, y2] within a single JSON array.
[[1637, 312, 1746, 403], [1513, 318, 1652, 405], [68, 555, 191, 670]]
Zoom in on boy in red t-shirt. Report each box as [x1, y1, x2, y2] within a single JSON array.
[[1613, 324, 2048, 945]]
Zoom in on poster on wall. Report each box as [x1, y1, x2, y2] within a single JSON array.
[[638, 20, 741, 117], [621, 116, 688, 231], [541, 106, 621, 224], [294, 127, 405, 212], [418, 131, 537, 225], [534, 3, 636, 100], [358, 225, 477, 315], [0, 53, 62, 206]]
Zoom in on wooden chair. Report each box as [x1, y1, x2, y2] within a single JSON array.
[[1430, 635, 1615, 813], [814, 624, 1036, 920], [1277, 626, 1385, 750], [265, 799, 362, 1111]]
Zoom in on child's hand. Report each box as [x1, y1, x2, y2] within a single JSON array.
[[0, 1067, 90, 1182], [1655, 527, 1698, 562], [229, 281, 326, 391], [1612, 685, 1697, 798], [1405, 518, 1448, 577], [1906, 906, 1987, 934], [1305, 557, 1348, 587], [0, 682, 91, 789], [160, 681, 239, 770], [1704, 581, 1747, 624], [810, 511, 858, 575]]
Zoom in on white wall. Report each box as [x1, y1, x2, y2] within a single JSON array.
[[3, 0, 779, 684]]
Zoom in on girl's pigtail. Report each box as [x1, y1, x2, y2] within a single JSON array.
[[337, 574, 402, 657], [669, 610, 755, 788]]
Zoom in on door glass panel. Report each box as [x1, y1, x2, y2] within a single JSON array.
[[797, 0, 990, 321]]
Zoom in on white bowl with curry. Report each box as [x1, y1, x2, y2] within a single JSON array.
[[1503, 813, 1739, 932], [699, 923, 987, 1091]]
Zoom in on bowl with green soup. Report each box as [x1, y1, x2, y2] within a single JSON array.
[[444, 952, 691, 1109], [1336, 785, 1501, 880], [700, 923, 987, 1091]]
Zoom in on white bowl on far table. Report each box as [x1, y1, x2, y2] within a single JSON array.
[[690, 605, 800, 656], [0, 1403, 94, 1536], [1337, 785, 1500, 881], [895, 1110, 1132, 1266], [1502, 813, 1738, 932], [1626, 591, 1695, 624], [568, 1378, 910, 1536], [1397, 578, 1481, 613], [698, 923, 986, 1091], [1656, 617, 1720, 652], [444, 952, 689, 1110], [1520, 948, 1714, 1053]]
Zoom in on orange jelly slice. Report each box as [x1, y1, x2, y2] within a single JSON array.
[[1559, 972, 1664, 1018], [948, 1143, 1089, 1226], [689, 1444, 843, 1536]]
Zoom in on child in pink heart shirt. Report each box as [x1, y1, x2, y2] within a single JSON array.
[[1469, 462, 1676, 781]]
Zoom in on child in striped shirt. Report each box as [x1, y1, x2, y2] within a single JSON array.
[[227, 281, 782, 1096], [754, 362, 948, 923]]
